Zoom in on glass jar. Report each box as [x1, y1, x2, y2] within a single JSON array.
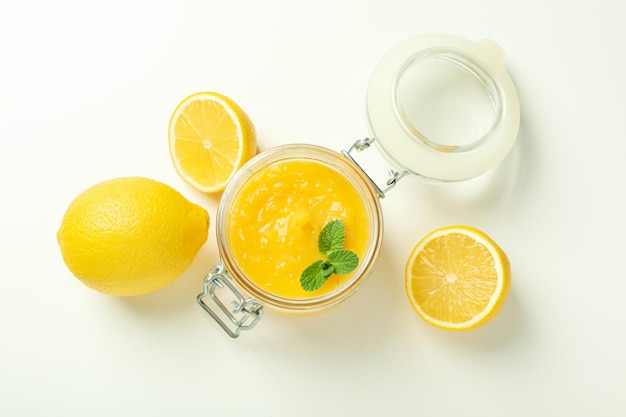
[[197, 34, 520, 337], [198, 145, 384, 337]]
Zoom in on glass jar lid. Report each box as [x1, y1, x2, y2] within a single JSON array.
[[366, 34, 520, 181]]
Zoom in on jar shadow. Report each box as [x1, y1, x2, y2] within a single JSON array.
[[251, 247, 408, 355], [393, 111, 532, 222]]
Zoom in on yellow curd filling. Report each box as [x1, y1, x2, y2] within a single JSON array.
[[228, 159, 370, 299]]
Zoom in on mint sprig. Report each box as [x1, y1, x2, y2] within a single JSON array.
[[300, 219, 359, 292]]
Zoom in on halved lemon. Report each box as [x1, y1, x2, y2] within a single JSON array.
[[405, 225, 511, 331], [168, 92, 257, 193]]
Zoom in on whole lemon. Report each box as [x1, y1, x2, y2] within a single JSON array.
[[57, 177, 210, 296]]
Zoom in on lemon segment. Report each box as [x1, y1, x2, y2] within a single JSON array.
[[168, 92, 257, 193], [405, 225, 511, 331], [57, 177, 210, 296]]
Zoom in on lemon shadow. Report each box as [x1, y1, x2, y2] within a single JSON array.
[[410, 285, 527, 354], [116, 242, 219, 316]]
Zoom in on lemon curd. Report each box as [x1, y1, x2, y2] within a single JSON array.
[[227, 159, 370, 299]]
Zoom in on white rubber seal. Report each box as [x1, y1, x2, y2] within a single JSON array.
[[366, 34, 520, 181]]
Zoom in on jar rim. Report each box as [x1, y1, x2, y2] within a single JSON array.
[[215, 144, 384, 314], [392, 47, 504, 153]]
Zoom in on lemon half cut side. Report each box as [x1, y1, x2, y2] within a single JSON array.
[[405, 225, 511, 331], [168, 92, 257, 193]]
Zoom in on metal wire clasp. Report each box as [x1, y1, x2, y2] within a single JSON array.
[[342, 138, 408, 198], [197, 264, 263, 338]]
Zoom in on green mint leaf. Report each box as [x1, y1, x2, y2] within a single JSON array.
[[327, 250, 359, 274], [321, 260, 335, 277], [318, 219, 345, 255], [300, 260, 329, 292]]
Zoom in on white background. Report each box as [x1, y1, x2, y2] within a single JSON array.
[[1, 0, 625, 416]]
